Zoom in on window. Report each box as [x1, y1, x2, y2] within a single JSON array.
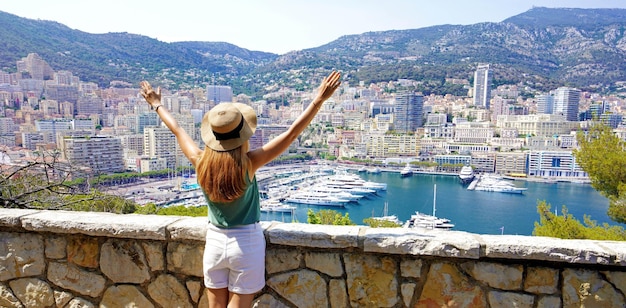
[[551, 157, 561, 168]]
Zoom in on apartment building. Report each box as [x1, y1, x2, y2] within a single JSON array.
[[494, 152, 527, 175], [473, 64, 492, 109], [144, 127, 178, 170], [394, 92, 423, 133], [468, 153, 496, 173], [527, 150, 587, 178], [364, 133, 419, 158], [119, 134, 145, 158], [60, 135, 125, 174]]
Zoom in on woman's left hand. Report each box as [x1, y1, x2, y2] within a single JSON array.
[[140, 81, 162, 107]]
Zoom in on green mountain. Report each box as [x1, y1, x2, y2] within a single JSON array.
[[1, 7, 625, 96]]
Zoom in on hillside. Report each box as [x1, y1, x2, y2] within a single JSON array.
[[1, 7, 625, 96]]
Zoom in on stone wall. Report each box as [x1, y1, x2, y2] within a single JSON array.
[[1, 208, 625, 308]]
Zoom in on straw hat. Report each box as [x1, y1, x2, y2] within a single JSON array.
[[201, 103, 257, 151]]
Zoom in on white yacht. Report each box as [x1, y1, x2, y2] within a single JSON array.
[[325, 173, 387, 191], [285, 191, 350, 207], [260, 199, 296, 213], [471, 175, 527, 194], [400, 164, 413, 177], [371, 202, 402, 225], [305, 184, 363, 202], [404, 184, 454, 230], [458, 165, 475, 184], [404, 212, 455, 230]]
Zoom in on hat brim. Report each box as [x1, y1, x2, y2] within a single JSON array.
[[201, 103, 257, 151]]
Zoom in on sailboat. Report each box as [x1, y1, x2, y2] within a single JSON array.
[[371, 202, 401, 225], [403, 184, 455, 230]]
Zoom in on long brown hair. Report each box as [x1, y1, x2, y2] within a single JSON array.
[[196, 142, 250, 203]]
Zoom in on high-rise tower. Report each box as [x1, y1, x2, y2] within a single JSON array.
[[394, 92, 423, 133], [473, 64, 492, 109], [553, 87, 580, 121]]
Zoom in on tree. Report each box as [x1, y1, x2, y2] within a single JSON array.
[[307, 209, 354, 225], [573, 124, 626, 223], [533, 201, 626, 240], [1, 150, 99, 210]]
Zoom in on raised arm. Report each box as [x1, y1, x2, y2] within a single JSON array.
[[248, 71, 341, 172], [140, 81, 203, 165]]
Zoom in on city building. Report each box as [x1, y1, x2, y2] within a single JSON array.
[[496, 114, 580, 137], [144, 127, 179, 169], [59, 135, 125, 174], [364, 132, 419, 158], [206, 85, 233, 103], [527, 150, 587, 179], [494, 152, 527, 175], [394, 92, 423, 133], [16, 53, 54, 80], [453, 122, 494, 144], [473, 64, 492, 109], [536, 94, 554, 115], [553, 87, 581, 122]]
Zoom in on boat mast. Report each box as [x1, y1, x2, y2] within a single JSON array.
[[433, 184, 437, 217]]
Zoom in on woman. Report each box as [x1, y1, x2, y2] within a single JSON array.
[[140, 71, 341, 307]]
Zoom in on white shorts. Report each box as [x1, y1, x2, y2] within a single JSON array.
[[203, 222, 266, 294]]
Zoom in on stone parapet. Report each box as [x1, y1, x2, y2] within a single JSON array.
[[0, 208, 625, 307]]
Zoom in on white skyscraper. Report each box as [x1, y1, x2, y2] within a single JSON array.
[[206, 85, 233, 103], [553, 87, 581, 121], [536, 94, 554, 115], [473, 64, 492, 109]]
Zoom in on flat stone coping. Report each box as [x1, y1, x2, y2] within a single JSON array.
[[1, 208, 624, 266]]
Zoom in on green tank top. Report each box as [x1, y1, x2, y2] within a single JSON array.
[[204, 174, 260, 228]]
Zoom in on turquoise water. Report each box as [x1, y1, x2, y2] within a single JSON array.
[[261, 171, 619, 235]]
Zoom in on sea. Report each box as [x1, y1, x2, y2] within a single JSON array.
[[260, 171, 618, 235]]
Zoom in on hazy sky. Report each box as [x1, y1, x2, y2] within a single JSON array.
[[3, 0, 626, 54]]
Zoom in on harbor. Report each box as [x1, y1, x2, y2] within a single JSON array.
[[106, 162, 614, 235]]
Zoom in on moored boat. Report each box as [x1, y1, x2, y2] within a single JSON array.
[[458, 165, 475, 184], [470, 175, 527, 194], [400, 164, 413, 177], [404, 184, 454, 230], [285, 191, 350, 207]]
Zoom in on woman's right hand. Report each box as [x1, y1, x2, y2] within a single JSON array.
[[315, 71, 341, 102], [140, 81, 162, 107]]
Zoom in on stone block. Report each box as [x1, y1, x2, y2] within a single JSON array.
[[266, 223, 359, 248], [21, 210, 182, 240], [418, 262, 486, 307], [167, 242, 204, 278], [0, 282, 22, 308], [148, 274, 193, 308], [0, 208, 38, 228], [363, 228, 480, 258], [101, 285, 154, 308], [44, 235, 66, 259], [167, 216, 208, 241], [488, 290, 534, 308], [0, 232, 45, 281], [100, 239, 150, 284], [305, 251, 343, 277], [47, 262, 106, 298], [344, 253, 398, 307], [462, 261, 523, 290], [267, 269, 327, 308], [524, 266, 559, 294], [481, 235, 618, 265], [9, 278, 55, 308], [67, 236, 99, 268], [266, 248, 301, 274]]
